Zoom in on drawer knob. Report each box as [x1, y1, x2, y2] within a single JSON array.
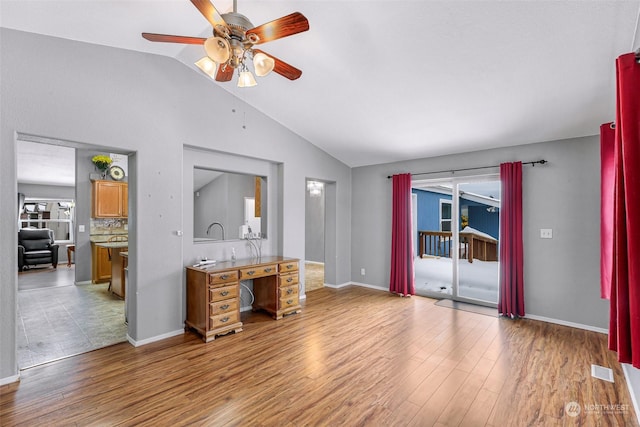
[[287, 288, 293, 294], [286, 277, 293, 283], [247, 270, 255, 276], [220, 304, 230, 310], [220, 317, 229, 323], [220, 274, 229, 280], [286, 264, 292, 269], [220, 291, 229, 296], [286, 299, 293, 305], [264, 267, 272, 273]]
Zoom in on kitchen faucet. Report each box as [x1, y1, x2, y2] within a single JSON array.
[[206, 222, 225, 240]]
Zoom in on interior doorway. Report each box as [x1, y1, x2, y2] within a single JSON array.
[[412, 175, 501, 307], [304, 179, 325, 292], [16, 137, 132, 369]]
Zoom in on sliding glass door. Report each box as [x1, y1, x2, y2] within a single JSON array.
[[412, 176, 500, 306], [456, 180, 500, 304]]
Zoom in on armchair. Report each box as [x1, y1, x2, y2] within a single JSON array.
[[18, 228, 59, 271]]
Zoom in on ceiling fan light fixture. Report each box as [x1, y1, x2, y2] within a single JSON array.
[[204, 36, 230, 63], [238, 67, 257, 88], [194, 57, 217, 79], [253, 52, 275, 77]]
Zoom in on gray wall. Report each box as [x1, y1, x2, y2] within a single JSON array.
[[305, 183, 325, 263], [351, 135, 607, 329], [194, 174, 230, 239], [17, 183, 74, 200], [0, 29, 352, 381]]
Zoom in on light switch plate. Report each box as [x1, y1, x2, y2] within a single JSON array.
[[540, 228, 553, 239], [78, 225, 85, 233]]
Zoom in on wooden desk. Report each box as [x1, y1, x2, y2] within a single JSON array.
[[185, 256, 300, 342]]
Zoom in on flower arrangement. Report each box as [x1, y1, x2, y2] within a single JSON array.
[[92, 155, 112, 171]]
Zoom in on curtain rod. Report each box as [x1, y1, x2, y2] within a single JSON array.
[[386, 159, 547, 179]]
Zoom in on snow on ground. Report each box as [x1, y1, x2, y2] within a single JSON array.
[[414, 256, 499, 303]]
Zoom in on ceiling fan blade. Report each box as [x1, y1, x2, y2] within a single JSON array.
[[190, 0, 228, 33], [215, 64, 234, 82], [253, 49, 302, 80], [246, 12, 309, 44], [142, 33, 206, 45]]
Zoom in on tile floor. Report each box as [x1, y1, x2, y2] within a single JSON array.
[[17, 267, 127, 369]]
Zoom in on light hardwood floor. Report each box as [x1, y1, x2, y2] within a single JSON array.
[[1, 286, 637, 426], [304, 261, 324, 292]]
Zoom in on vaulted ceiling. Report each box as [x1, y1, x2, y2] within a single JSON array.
[[3, 0, 640, 176]]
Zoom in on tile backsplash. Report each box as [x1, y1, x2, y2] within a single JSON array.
[[90, 218, 128, 235]]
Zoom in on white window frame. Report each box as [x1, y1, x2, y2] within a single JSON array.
[[439, 199, 452, 232], [19, 198, 75, 244]]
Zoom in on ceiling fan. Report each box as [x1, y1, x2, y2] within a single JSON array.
[[142, 0, 309, 87]]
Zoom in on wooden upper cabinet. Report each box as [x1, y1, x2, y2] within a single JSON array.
[[122, 184, 128, 218], [92, 180, 128, 218]]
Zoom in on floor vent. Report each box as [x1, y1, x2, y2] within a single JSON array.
[[591, 364, 615, 383]]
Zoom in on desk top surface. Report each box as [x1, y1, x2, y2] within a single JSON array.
[[187, 256, 298, 273]]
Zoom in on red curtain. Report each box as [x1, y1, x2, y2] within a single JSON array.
[[389, 173, 415, 296], [600, 123, 615, 299], [608, 53, 640, 368], [498, 162, 524, 317]]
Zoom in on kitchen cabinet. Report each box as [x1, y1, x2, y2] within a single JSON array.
[[110, 250, 127, 298], [92, 180, 128, 218], [92, 242, 128, 285], [92, 243, 112, 283]]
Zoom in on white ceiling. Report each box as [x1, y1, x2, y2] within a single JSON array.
[[3, 0, 640, 176]]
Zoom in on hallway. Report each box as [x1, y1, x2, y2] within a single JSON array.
[[18, 267, 126, 369]]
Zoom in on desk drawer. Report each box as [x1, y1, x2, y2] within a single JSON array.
[[209, 284, 238, 302], [208, 271, 238, 285], [279, 261, 299, 273], [279, 285, 299, 299], [210, 311, 239, 329], [210, 299, 238, 316], [239, 264, 277, 280], [279, 272, 299, 287], [279, 295, 299, 310]]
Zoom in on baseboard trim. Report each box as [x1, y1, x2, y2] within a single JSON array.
[[304, 260, 325, 265], [524, 314, 608, 334], [127, 329, 184, 347], [324, 282, 348, 289], [338, 281, 388, 292], [622, 364, 640, 424], [0, 373, 20, 386]]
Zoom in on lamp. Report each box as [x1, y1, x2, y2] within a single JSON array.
[[237, 64, 257, 88], [195, 57, 217, 79], [307, 181, 323, 197], [253, 52, 275, 77], [204, 36, 230, 63]]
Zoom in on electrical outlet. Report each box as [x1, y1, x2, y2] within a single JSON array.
[[540, 228, 553, 239], [360, 268, 365, 276]]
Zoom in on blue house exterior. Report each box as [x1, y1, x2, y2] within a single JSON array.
[[412, 188, 499, 240]]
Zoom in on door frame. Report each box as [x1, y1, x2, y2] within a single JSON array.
[[412, 174, 500, 307]]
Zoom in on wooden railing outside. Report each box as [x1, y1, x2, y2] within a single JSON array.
[[418, 230, 498, 263], [418, 231, 456, 259], [459, 231, 498, 263]]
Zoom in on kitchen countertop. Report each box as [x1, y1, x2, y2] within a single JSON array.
[[90, 234, 128, 243], [94, 242, 129, 248]]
